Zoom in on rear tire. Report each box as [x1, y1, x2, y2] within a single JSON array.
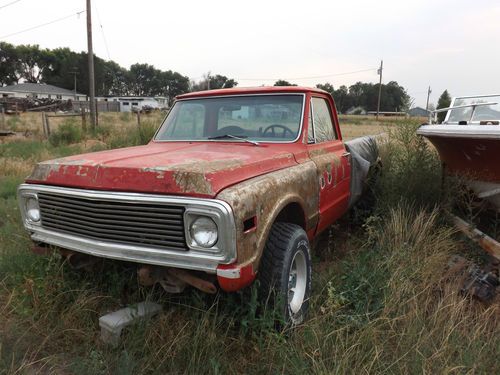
[[258, 222, 312, 325]]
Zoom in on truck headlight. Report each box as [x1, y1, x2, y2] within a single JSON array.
[[189, 217, 218, 248], [25, 196, 40, 222]]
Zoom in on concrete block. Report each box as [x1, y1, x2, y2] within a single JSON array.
[[99, 301, 162, 346]]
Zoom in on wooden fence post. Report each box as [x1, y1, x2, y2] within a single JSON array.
[[136, 111, 141, 128], [81, 108, 87, 132], [0, 107, 5, 130], [95, 99, 99, 128], [45, 113, 51, 136], [41, 112, 48, 138]]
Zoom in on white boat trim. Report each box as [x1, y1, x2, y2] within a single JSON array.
[[417, 125, 500, 139]]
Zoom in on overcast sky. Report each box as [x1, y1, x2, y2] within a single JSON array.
[[1, 0, 499, 106]]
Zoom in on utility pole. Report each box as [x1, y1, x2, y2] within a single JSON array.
[[86, 0, 96, 129], [425, 86, 432, 110], [376, 60, 383, 120], [206, 71, 211, 90]]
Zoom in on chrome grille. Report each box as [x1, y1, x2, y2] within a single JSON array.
[[38, 192, 188, 251]]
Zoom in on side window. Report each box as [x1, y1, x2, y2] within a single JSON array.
[[311, 97, 336, 142], [307, 105, 314, 143]]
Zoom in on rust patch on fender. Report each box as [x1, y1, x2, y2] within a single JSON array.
[[173, 170, 212, 195], [27, 163, 60, 181], [40, 158, 90, 166], [217, 161, 319, 268], [142, 159, 244, 194]]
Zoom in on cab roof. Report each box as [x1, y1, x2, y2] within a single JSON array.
[[176, 86, 328, 99]]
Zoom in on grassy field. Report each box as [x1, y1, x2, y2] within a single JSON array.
[[0, 113, 498, 374]]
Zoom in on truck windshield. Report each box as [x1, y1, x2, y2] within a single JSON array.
[[155, 94, 304, 142]]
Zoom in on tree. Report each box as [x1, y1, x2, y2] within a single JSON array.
[[128, 63, 160, 96], [209, 74, 237, 89], [190, 73, 237, 92], [15, 44, 53, 83], [156, 70, 190, 104], [0, 42, 20, 86], [274, 80, 296, 86], [332, 85, 351, 113], [436, 90, 451, 123], [316, 83, 334, 95], [42, 47, 81, 92]]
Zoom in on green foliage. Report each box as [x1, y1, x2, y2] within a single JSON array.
[[316, 82, 334, 94], [0, 42, 19, 86], [316, 81, 411, 113], [0, 140, 45, 159], [374, 122, 442, 210], [119, 111, 132, 123], [274, 79, 297, 86], [6, 115, 20, 130], [208, 74, 237, 89], [108, 121, 158, 148], [0, 175, 23, 198], [0, 42, 190, 102], [190, 73, 238, 92], [48, 119, 83, 146], [437, 89, 452, 123]]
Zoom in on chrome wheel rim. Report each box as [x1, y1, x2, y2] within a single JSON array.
[[287, 249, 307, 314]]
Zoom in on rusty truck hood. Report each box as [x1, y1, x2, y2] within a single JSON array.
[[26, 142, 298, 197]]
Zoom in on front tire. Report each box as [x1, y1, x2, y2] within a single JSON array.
[[258, 222, 312, 325]]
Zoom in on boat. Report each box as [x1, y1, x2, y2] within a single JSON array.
[[417, 94, 500, 212]]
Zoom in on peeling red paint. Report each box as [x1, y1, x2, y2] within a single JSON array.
[[26, 142, 299, 197]]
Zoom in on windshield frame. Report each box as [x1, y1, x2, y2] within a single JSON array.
[[444, 93, 500, 124], [152, 93, 306, 144]]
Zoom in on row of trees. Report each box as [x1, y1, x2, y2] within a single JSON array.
[[1, 42, 414, 112], [0, 42, 192, 104], [315, 81, 410, 113], [273, 80, 411, 113]]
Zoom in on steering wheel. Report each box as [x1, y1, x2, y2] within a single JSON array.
[[262, 124, 294, 138]]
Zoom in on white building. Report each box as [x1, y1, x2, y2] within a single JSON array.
[[0, 83, 86, 101], [97, 96, 168, 112]]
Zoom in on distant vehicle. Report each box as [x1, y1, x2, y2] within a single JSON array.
[[18, 86, 380, 324]]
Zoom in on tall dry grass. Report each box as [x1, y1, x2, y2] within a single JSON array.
[[0, 119, 498, 374]]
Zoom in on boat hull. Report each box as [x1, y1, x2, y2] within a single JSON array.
[[417, 125, 500, 210]]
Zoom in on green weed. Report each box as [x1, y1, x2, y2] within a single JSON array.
[[48, 119, 83, 146]]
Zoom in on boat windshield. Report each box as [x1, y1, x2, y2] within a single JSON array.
[[447, 95, 500, 124], [155, 94, 304, 142]]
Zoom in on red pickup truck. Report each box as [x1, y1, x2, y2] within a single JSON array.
[[18, 86, 379, 324]]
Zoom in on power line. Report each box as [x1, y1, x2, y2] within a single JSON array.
[[0, 0, 21, 10], [0, 10, 85, 39], [235, 68, 377, 81], [94, 0, 111, 60]]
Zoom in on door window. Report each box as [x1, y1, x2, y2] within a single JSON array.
[[311, 97, 336, 142]]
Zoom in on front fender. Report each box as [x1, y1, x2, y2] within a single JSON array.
[[216, 161, 319, 271]]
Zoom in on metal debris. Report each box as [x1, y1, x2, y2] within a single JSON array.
[[461, 264, 499, 302], [99, 302, 162, 347]]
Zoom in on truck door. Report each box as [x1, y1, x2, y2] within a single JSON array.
[[307, 95, 350, 234]]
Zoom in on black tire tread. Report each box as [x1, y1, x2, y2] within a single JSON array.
[[258, 222, 302, 297]]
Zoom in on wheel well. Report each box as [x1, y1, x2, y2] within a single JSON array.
[[275, 202, 306, 230]]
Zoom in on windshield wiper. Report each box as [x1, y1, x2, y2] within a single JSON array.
[[208, 134, 260, 146]]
